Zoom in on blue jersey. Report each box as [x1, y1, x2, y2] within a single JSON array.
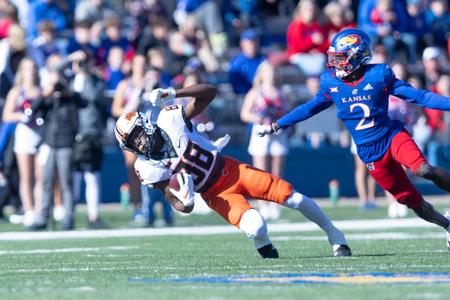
[[277, 64, 450, 163]]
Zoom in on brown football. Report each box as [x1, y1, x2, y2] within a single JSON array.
[[168, 173, 181, 191]]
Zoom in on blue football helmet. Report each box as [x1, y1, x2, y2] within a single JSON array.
[[327, 28, 372, 78]]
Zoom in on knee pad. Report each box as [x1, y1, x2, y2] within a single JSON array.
[[282, 190, 304, 210], [239, 209, 267, 239]]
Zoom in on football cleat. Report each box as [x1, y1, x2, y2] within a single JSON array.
[[333, 245, 352, 257], [257, 243, 279, 259]]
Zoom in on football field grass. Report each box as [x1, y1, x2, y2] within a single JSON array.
[[0, 199, 450, 300]]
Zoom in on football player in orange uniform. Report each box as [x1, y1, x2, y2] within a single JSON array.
[[114, 84, 351, 258]]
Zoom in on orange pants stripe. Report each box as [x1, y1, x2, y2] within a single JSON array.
[[201, 156, 293, 227]]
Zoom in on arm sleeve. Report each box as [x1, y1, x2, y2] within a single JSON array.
[[277, 90, 333, 129], [390, 78, 450, 110]]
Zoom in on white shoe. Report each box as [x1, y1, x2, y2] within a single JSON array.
[[22, 211, 35, 227], [9, 213, 24, 224], [53, 205, 65, 222]]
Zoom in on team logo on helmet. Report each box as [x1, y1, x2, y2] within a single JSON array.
[[338, 34, 361, 47]]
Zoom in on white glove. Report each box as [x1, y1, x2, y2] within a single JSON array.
[[256, 123, 281, 137], [169, 172, 195, 207], [148, 88, 176, 106], [212, 134, 231, 151]]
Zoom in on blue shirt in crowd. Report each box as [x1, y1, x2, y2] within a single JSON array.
[[228, 53, 264, 95], [27, 0, 67, 40]]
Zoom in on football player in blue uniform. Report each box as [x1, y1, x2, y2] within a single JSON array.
[[258, 28, 450, 251]]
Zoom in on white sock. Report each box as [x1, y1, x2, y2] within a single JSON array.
[[239, 209, 272, 249], [84, 171, 100, 221], [283, 190, 347, 246]]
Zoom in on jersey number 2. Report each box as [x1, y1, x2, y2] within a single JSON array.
[[350, 103, 374, 131]]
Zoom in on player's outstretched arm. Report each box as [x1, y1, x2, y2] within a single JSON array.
[[177, 84, 217, 120], [153, 179, 194, 214], [392, 79, 450, 111], [256, 94, 332, 137], [148, 84, 217, 120]]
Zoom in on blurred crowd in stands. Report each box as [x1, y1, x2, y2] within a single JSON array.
[[0, 0, 449, 229]]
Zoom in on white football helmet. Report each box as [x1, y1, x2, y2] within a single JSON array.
[[114, 111, 162, 158]]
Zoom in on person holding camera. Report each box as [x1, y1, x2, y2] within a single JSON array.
[[70, 50, 109, 229], [30, 53, 87, 230]]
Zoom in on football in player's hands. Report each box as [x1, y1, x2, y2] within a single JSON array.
[[168, 173, 181, 192]]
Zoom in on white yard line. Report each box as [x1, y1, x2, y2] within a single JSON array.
[[273, 232, 444, 241], [0, 218, 438, 241], [0, 245, 138, 255]]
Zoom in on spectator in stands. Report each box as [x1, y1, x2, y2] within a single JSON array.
[[30, 53, 86, 230], [167, 30, 195, 78], [30, 21, 64, 71], [425, 0, 450, 50], [421, 74, 450, 166], [179, 14, 219, 74], [75, 0, 115, 24], [2, 57, 42, 228], [126, 0, 170, 31], [147, 47, 172, 88], [112, 54, 148, 225], [66, 21, 98, 61], [422, 46, 444, 89], [405, 0, 432, 53], [287, 0, 329, 77], [228, 29, 265, 95], [103, 46, 126, 94], [222, 0, 260, 40], [99, 16, 134, 64], [371, 44, 388, 63], [323, 1, 356, 41], [173, 0, 227, 58], [136, 16, 171, 56], [240, 61, 289, 220], [358, 0, 417, 63], [71, 50, 109, 229], [0, 1, 19, 39], [27, 0, 67, 40], [0, 24, 27, 101]]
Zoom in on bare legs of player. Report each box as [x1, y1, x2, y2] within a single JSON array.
[[416, 163, 450, 193], [415, 162, 450, 229]]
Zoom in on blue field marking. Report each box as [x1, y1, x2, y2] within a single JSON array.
[[129, 272, 450, 285]]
